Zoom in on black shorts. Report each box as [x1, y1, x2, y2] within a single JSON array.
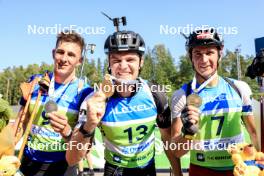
[[20, 156, 72, 176], [103, 161, 156, 176]]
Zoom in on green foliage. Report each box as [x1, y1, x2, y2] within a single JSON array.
[[140, 50, 155, 81], [218, 50, 258, 94], [177, 55, 193, 87], [102, 57, 108, 75], [141, 45, 178, 97]]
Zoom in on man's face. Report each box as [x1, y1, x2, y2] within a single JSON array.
[[109, 52, 142, 80], [53, 42, 82, 77], [191, 46, 220, 79]]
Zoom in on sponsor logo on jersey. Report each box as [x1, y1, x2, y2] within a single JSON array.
[[112, 104, 155, 115]]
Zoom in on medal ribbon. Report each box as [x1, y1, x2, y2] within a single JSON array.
[[191, 72, 217, 93], [48, 74, 75, 100]]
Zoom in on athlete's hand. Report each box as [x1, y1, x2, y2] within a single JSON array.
[[84, 88, 107, 133], [47, 112, 72, 138], [181, 105, 200, 135]]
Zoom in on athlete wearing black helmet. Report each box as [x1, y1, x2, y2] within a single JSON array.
[[185, 28, 224, 80], [67, 26, 182, 175], [171, 28, 259, 176], [186, 28, 223, 53], [104, 30, 145, 55], [104, 30, 146, 78]]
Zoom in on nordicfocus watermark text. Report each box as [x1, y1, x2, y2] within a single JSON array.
[[30, 140, 238, 152], [30, 141, 92, 151], [163, 141, 238, 151], [160, 24, 238, 35], [93, 83, 172, 93], [27, 24, 105, 35]]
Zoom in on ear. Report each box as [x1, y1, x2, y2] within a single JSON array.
[[77, 57, 83, 67], [220, 50, 223, 59], [52, 49, 56, 60], [219, 48, 224, 61], [139, 56, 144, 68], [107, 67, 111, 74], [107, 54, 111, 74]]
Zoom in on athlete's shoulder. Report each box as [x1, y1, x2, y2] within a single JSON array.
[[172, 82, 189, 101], [26, 73, 44, 83], [233, 79, 251, 91], [78, 83, 94, 103], [171, 88, 186, 106], [79, 81, 94, 94], [222, 77, 252, 95]]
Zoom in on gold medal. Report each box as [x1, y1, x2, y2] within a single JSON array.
[[101, 74, 115, 98], [44, 100, 58, 113], [186, 93, 202, 107]]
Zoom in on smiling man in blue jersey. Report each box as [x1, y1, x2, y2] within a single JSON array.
[[171, 28, 259, 176], [15, 31, 93, 176], [66, 29, 182, 176]]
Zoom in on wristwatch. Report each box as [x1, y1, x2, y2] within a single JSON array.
[[62, 128, 73, 140], [79, 123, 95, 138]]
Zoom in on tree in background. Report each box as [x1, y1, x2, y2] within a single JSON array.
[[218, 50, 259, 95], [177, 55, 193, 88], [140, 49, 155, 81]]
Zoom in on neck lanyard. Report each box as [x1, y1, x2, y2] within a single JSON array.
[[44, 74, 76, 113], [48, 74, 74, 100], [191, 72, 217, 94]]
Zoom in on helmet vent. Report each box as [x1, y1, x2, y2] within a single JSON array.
[[121, 38, 127, 45]]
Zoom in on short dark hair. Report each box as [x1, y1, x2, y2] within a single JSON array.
[[56, 30, 85, 54]]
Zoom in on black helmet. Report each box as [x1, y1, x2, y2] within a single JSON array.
[[104, 30, 145, 55], [186, 28, 224, 53]]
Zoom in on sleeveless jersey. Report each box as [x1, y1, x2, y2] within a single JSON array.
[[101, 80, 157, 168]]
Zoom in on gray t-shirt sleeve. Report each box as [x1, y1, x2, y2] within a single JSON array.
[[171, 88, 186, 119], [233, 80, 253, 116]]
